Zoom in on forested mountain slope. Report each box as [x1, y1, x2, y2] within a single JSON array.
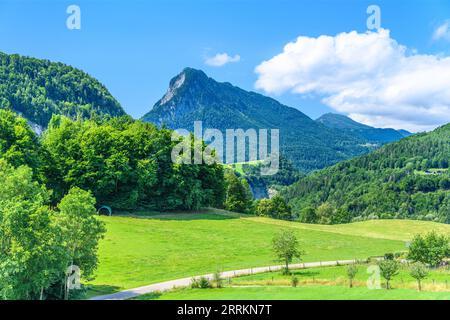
[[0, 52, 126, 128], [282, 124, 450, 224]]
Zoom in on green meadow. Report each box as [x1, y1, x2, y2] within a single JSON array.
[[231, 265, 450, 291], [87, 211, 449, 297], [135, 262, 450, 301], [135, 286, 450, 300]]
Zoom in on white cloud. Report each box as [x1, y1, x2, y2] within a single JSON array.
[[255, 29, 450, 132], [433, 21, 450, 41], [205, 53, 241, 67]]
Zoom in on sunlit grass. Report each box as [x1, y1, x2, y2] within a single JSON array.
[[87, 211, 449, 297]]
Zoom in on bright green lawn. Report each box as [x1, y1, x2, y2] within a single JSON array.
[[87, 212, 449, 297], [244, 217, 450, 242], [231, 265, 450, 292], [135, 286, 450, 300]]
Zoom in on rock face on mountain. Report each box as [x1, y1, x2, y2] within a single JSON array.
[[316, 113, 411, 145], [0, 52, 126, 128], [142, 68, 370, 172]]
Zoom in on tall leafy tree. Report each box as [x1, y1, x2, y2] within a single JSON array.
[[407, 232, 449, 267], [254, 195, 292, 220], [272, 230, 303, 274], [378, 259, 400, 290], [409, 262, 429, 291], [55, 187, 106, 299], [224, 170, 253, 213], [0, 160, 65, 300], [0, 109, 42, 172]]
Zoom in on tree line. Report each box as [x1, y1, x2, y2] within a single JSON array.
[[0, 109, 235, 299]]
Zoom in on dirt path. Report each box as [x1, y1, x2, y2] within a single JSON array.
[[90, 259, 362, 300]]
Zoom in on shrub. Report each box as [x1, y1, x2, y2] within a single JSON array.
[[384, 253, 394, 260], [190, 278, 200, 289], [199, 277, 212, 289], [291, 276, 299, 287], [346, 265, 358, 288]]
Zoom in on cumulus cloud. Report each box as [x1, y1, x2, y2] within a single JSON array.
[[433, 21, 450, 41], [255, 29, 450, 132], [205, 53, 241, 67]]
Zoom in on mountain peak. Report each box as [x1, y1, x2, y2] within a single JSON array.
[[175, 67, 209, 87], [142, 69, 372, 172], [160, 68, 209, 105], [180, 67, 208, 78]]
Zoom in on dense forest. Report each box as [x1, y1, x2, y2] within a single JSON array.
[[0, 109, 225, 211], [282, 124, 450, 224], [42, 115, 225, 210], [0, 52, 126, 128]]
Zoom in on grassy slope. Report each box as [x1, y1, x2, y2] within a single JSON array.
[[87, 212, 449, 297], [136, 286, 450, 300], [244, 218, 450, 241]]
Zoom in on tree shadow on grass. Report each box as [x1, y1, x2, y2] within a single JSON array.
[[85, 284, 123, 299], [116, 209, 244, 221], [150, 213, 241, 221], [289, 270, 321, 277], [133, 292, 163, 300]]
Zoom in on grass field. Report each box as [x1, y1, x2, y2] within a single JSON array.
[[135, 263, 450, 300], [135, 286, 450, 300], [231, 265, 450, 292], [87, 211, 449, 297]]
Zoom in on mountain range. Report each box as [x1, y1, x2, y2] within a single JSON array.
[[142, 68, 409, 172], [316, 113, 411, 145], [2, 53, 449, 223], [0, 52, 412, 173]]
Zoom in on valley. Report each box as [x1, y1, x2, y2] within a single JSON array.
[[0, 51, 448, 302]]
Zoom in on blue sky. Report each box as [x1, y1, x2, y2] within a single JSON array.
[[1, 0, 450, 131]]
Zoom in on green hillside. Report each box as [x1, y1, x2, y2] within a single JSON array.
[[282, 123, 450, 224], [87, 212, 449, 296], [0, 52, 126, 128]]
